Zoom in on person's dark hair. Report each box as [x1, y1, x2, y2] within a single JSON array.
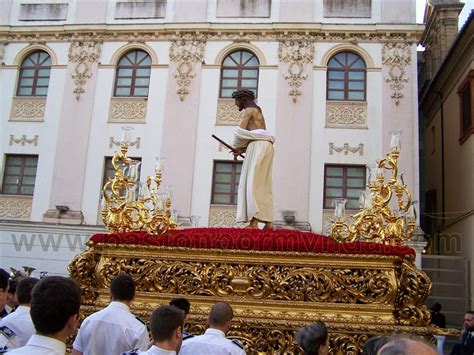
[[169, 298, 190, 316], [363, 335, 390, 355], [30, 276, 81, 335], [295, 322, 328, 355], [150, 305, 184, 342], [110, 274, 135, 301], [7, 280, 17, 295], [209, 302, 233, 327], [0, 269, 9, 291], [16, 277, 39, 304], [431, 302, 442, 313], [232, 89, 256, 102], [466, 310, 474, 315]]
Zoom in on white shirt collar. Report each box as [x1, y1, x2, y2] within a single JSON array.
[[27, 334, 66, 353], [204, 328, 226, 338], [108, 301, 131, 312], [150, 345, 176, 354]]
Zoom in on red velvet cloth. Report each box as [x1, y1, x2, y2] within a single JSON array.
[[90, 228, 415, 259]]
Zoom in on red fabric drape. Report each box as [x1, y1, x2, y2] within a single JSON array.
[[90, 228, 415, 259]]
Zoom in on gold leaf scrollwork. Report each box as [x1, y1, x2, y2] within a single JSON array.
[[278, 40, 314, 102], [68, 244, 100, 304], [68, 39, 102, 100]]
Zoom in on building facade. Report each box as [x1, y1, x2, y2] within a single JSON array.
[[0, 0, 423, 276]]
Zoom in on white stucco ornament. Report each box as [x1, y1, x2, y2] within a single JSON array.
[[169, 36, 206, 101], [68, 39, 102, 100], [382, 42, 411, 106], [278, 40, 314, 103]]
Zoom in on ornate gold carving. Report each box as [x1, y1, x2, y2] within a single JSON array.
[[108, 98, 147, 123], [68, 246, 100, 304], [329, 143, 364, 156], [68, 39, 102, 100], [9, 134, 38, 146], [10, 97, 46, 121], [216, 98, 242, 125], [109, 136, 141, 149], [326, 101, 367, 128], [0, 196, 32, 220], [278, 40, 314, 102], [382, 42, 411, 106], [169, 36, 205, 101]]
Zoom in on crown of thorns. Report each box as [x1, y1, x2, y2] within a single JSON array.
[[231, 89, 256, 101]]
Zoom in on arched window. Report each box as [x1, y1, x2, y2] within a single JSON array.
[[17, 51, 51, 96], [327, 52, 366, 101], [220, 50, 259, 98], [114, 50, 151, 97]]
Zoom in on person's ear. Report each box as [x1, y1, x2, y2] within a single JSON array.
[[176, 326, 182, 339], [67, 313, 79, 335]]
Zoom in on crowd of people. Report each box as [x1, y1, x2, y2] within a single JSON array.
[[1, 268, 473, 354]]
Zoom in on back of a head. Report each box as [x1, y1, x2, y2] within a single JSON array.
[[363, 336, 390, 355], [295, 322, 328, 355], [169, 298, 190, 316], [30, 276, 82, 335], [209, 302, 233, 327], [150, 305, 184, 342], [0, 268, 9, 291], [16, 277, 39, 305], [378, 337, 437, 355], [232, 89, 256, 102], [110, 274, 135, 302]]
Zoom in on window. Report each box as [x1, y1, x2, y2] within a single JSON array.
[[323, 165, 366, 210], [220, 50, 259, 98], [114, 50, 151, 97], [102, 157, 142, 188], [211, 161, 242, 205], [458, 72, 473, 143], [327, 51, 366, 101], [16, 51, 51, 96], [1, 155, 38, 195]]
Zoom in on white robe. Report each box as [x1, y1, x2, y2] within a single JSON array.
[[233, 127, 274, 223]]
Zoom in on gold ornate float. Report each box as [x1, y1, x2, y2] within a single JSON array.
[[69, 131, 454, 354]]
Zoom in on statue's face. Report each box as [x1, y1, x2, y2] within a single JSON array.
[[234, 98, 245, 111]]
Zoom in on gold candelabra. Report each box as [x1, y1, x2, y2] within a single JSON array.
[[331, 131, 417, 246], [101, 127, 177, 236]]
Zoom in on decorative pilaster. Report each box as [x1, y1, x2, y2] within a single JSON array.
[[382, 42, 411, 106], [169, 36, 205, 101], [68, 39, 102, 100], [278, 40, 314, 102]]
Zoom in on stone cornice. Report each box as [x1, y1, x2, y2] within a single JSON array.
[[0, 23, 424, 44]]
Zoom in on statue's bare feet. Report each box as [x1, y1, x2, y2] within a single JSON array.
[[263, 222, 273, 230], [245, 218, 259, 229]]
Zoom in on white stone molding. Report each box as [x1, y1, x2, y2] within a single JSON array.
[[9, 134, 38, 146], [0, 196, 32, 220], [110, 43, 158, 65], [169, 36, 205, 101], [320, 43, 375, 68], [216, 98, 242, 125], [12, 43, 58, 66], [329, 143, 364, 156], [325, 101, 367, 128], [0, 42, 5, 63], [68, 39, 102, 100], [214, 42, 267, 65], [10, 97, 46, 121], [278, 40, 314, 102], [109, 136, 141, 149], [382, 42, 411, 106], [209, 205, 244, 227], [108, 98, 147, 123]]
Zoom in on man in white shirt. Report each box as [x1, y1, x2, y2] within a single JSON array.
[[1, 277, 38, 347], [122, 305, 184, 355], [72, 274, 150, 355], [7, 276, 82, 355], [180, 302, 245, 355]]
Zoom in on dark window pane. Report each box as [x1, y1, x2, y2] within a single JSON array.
[[220, 50, 259, 98], [325, 177, 343, 186], [220, 89, 234, 98], [349, 81, 364, 90], [328, 81, 344, 90], [18, 87, 33, 96], [323, 164, 366, 209], [223, 69, 239, 78], [328, 71, 344, 79], [327, 51, 366, 101], [215, 174, 232, 183], [328, 91, 344, 100], [115, 87, 131, 96], [326, 167, 343, 176], [349, 71, 364, 80], [348, 91, 365, 101]]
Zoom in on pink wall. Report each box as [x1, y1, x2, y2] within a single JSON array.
[[273, 63, 313, 221], [47, 63, 99, 212], [74, 0, 107, 24], [279, 0, 314, 22], [160, 62, 203, 217], [174, 0, 208, 22]]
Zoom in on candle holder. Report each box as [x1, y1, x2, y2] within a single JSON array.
[[101, 127, 177, 236]]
